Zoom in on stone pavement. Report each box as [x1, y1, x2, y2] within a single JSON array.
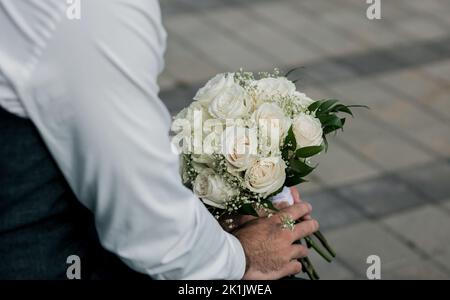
[[157, 0, 450, 279]]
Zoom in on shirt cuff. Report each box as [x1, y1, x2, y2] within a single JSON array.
[[226, 233, 247, 280]]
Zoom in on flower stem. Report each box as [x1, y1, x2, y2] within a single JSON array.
[[297, 240, 320, 280], [305, 236, 333, 263], [314, 231, 336, 258], [299, 256, 320, 280]]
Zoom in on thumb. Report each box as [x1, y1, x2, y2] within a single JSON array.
[[290, 186, 301, 204]]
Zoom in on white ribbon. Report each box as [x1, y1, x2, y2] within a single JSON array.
[[270, 186, 294, 206]]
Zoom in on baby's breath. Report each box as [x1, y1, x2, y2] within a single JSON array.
[[257, 68, 280, 79], [181, 154, 198, 186], [234, 69, 255, 89], [274, 95, 308, 118]]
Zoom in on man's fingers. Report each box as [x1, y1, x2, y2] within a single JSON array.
[[290, 244, 309, 259], [288, 188, 313, 220], [292, 219, 319, 241], [290, 186, 301, 204], [278, 261, 302, 278], [303, 215, 312, 220], [275, 201, 291, 210], [236, 215, 257, 225], [278, 202, 312, 222]]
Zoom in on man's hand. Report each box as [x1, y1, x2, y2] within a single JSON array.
[[220, 186, 310, 232], [234, 203, 319, 280]]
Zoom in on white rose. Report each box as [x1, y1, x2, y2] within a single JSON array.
[[244, 157, 286, 197], [194, 73, 251, 120], [194, 73, 232, 105], [292, 113, 323, 148], [193, 169, 236, 209], [221, 126, 257, 173], [254, 77, 296, 102], [293, 91, 315, 108], [208, 87, 251, 120], [253, 103, 291, 150]]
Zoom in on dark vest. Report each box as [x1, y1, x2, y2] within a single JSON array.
[[0, 106, 149, 280]]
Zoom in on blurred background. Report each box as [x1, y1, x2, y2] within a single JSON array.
[[157, 0, 450, 279]]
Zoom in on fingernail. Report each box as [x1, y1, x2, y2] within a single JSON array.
[[307, 203, 312, 211]]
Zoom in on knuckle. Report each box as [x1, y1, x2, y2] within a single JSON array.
[[301, 227, 310, 238], [305, 202, 313, 212], [301, 246, 309, 257], [299, 202, 312, 214], [282, 229, 294, 241], [307, 221, 315, 232], [301, 202, 312, 215], [299, 202, 309, 212], [296, 221, 315, 237], [293, 261, 302, 273], [289, 203, 301, 213], [272, 214, 282, 224], [306, 220, 317, 233], [310, 219, 319, 232], [293, 245, 308, 258]]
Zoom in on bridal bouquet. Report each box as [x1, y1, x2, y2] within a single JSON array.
[[171, 69, 364, 279]]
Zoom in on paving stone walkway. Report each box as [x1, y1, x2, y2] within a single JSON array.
[[158, 0, 450, 279]]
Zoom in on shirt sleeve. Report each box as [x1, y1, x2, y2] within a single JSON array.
[[18, 0, 246, 279]]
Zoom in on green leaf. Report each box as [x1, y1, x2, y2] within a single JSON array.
[[321, 115, 343, 128], [318, 99, 339, 113], [323, 117, 346, 134], [285, 173, 308, 187], [261, 199, 279, 212], [289, 159, 315, 177], [238, 203, 259, 217], [295, 145, 323, 158], [330, 104, 353, 116], [281, 148, 289, 162], [347, 104, 370, 109], [323, 125, 342, 134], [307, 101, 321, 113], [323, 135, 329, 152], [283, 126, 297, 151], [318, 114, 337, 125], [282, 126, 297, 161], [284, 67, 299, 78]]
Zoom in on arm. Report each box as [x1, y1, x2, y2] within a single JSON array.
[[19, 0, 245, 279]]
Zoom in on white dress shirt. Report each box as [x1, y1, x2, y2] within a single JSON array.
[[0, 0, 246, 279]]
